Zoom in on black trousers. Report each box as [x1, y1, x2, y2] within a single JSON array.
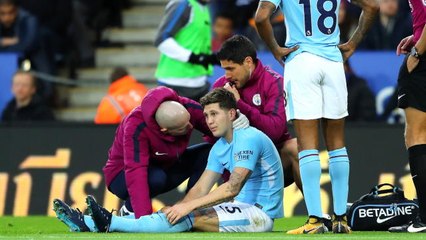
[[108, 142, 212, 211]]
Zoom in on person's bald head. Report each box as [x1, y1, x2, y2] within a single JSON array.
[[155, 101, 193, 136]]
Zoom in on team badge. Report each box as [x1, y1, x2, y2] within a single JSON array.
[[252, 94, 261, 106]]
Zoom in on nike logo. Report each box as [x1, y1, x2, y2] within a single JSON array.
[[155, 152, 167, 156], [408, 224, 426, 233], [376, 215, 397, 224], [222, 162, 227, 166], [302, 226, 322, 234], [398, 94, 406, 100]]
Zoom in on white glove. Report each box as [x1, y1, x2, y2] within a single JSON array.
[[233, 109, 250, 129]]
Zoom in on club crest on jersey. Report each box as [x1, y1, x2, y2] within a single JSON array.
[[252, 94, 261, 106], [423, 0, 426, 6]]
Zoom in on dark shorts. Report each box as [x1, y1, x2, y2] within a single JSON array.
[[108, 142, 212, 211], [397, 55, 426, 112]]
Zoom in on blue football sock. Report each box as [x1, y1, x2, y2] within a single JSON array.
[[328, 147, 350, 216], [83, 215, 97, 232], [299, 149, 322, 218], [109, 211, 194, 233]]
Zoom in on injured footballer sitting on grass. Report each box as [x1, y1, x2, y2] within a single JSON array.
[[53, 88, 284, 233]]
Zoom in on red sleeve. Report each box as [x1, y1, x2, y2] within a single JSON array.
[[123, 120, 152, 218], [237, 76, 287, 143], [212, 77, 227, 89]]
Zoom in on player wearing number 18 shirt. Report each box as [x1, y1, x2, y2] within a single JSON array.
[[255, 0, 379, 234]]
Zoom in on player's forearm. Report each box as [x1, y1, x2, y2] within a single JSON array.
[[180, 170, 221, 204], [255, 3, 281, 53], [188, 181, 238, 211], [348, 0, 379, 47], [415, 25, 426, 55], [180, 184, 211, 203], [256, 22, 280, 52], [189, 169, 249, 210]]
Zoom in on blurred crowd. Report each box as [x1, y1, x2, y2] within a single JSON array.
[[0, 0, 129, 100], [0, 0, 413, 123]]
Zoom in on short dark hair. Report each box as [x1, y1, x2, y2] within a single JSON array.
[[217, 35, 257, 64], [200, 88, 237, 111], [109, 67, 128, 83]]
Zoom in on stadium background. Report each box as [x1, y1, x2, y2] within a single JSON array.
[[0, 122, 415, 217], [0, 0, 414, 219]]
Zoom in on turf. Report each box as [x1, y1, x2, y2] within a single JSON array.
[[1, 216, 426, 239]]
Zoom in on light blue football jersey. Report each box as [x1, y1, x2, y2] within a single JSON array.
[[206, 127, 284, 219], [262, 0, 344, 62]]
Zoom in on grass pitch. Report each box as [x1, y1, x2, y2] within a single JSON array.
[[1, 216, 426, 239]]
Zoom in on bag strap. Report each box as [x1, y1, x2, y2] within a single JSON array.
[[368, 183, 404, 197], [370, 183, 394, 192], [369, 183, 396, 194]]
